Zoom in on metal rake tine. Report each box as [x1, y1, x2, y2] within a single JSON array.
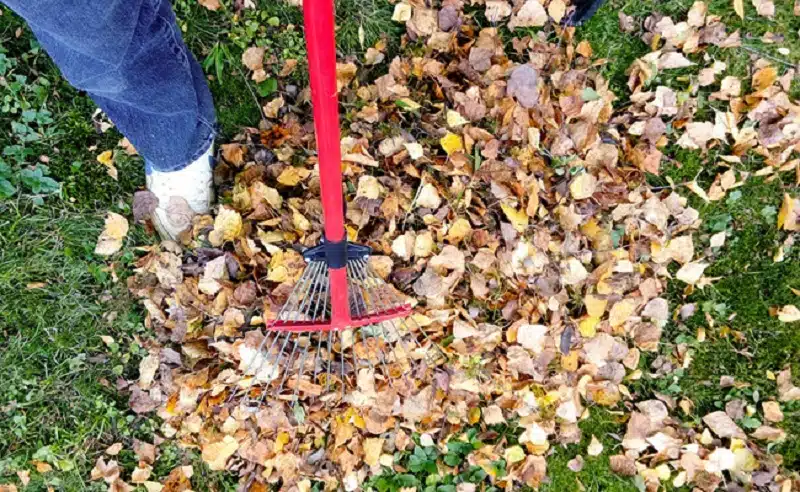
[[325, 329, 334, 394], [263, 261, 326, 404], [255, 328, 295, 406], [290, 335, 313, 405], [347, 263, 370, 374], [311, 268, 329, 388], [290, 265, 328, 404], [347, 263, 379, 375], [239, 260, 319, 375], [362, 259, 428, 353], [349, 259, 420, 375], [274, 335, 303, 397], [236, 261, 322, 406]]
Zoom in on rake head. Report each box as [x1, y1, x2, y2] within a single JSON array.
[[236, 241, 444, 408]]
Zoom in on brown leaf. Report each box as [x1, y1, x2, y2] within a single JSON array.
[[241, 47, 265, 71], [132, 191, 159, 223], [133, 440, 157, 465], [703, 411, 746, 439], [609, 455, 636, 476], [197, 0, 221, 11], [507, 65, 540, 109]]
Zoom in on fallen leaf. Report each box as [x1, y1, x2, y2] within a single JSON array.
[[138, 353, 159, 389], [391, 2, 412, 22], [16, 470, 29, 487], [440, 132, 464, 155], [446, 109, 469, 127], [241, 46, 265, 71], [733, 0, 744, 18], [209, 207, 243, 246], [501, 203, 529, 232], [509, 0, 548, 29], [777, 194, 799, 231], [105, 442, 123, 456], [587, 435, 604, 456], [95, 213, 129, 256], [96, 150, 118, 180], [201, 436, 239, 471], [703, 411, 746, 439], [548, 0, 566, 22], [198, 0, 221, 10], [676, 261, 708, 285], [777, 305, 800, 322], [485, 0, 512, 22], [416, 183, 442, 209], [363, 438, 384, 467], [507, 65, 540, 109], [517, 324, 548, 353], [277, 167, 311, 187], [132, 191, 159, 223], [569, 173, 597, 200]]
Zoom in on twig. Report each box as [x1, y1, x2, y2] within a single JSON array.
[[740, 45, 796, 69], [236, 66, 268, 124]]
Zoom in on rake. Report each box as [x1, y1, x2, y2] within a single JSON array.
[[237, 0, 443, 407]]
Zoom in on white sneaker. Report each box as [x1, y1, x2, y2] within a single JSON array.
[[145, 145, 214, 241]]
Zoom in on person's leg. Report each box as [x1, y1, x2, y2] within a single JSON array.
[[3, 0, 216, 239]]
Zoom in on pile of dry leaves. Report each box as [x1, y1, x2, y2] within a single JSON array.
[[91, 0, 800, 490]]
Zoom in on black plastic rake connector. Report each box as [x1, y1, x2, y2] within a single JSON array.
[[302, 239, 372, 269]]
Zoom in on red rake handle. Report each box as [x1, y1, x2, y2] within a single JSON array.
[[303, 0, 345, 243], [303, 0, 350, 329]]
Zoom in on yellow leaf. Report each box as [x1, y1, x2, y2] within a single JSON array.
[[686, 180, 710, 202], [391, 2, 412, 22], [752, 66, 777, 92], [446, 109, 468, 127], [569, 172, 597, 200], [356, 175, 383, 200], [579, 316, 600, 337], [778, 193, 800, 231], [397, 97, 421, 111], [201, 435, 238, 471], [501, 203, 529, 232], [277, 166, 311, 187], [733, 0, 744, 18], [274, 432, 290, 453], [210, 207, 243, 246], [446, 218, 472, 244], [504, 445, 526, 464], [96, 150, 118, 180], [291, 208, 311, 232], [585, 295, 607, 317], [676, 261, 708, 285], [440, 132, 464, 156], [95, 212, 129, 256], [548, 0, 567, 22], [468, 406, 482, 424], [97, 150, 114, 166], [363, 438, 384, 468], [609, 299, 637, 327]]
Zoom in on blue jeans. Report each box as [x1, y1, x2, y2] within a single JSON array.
[[2, 0, 217, 172]]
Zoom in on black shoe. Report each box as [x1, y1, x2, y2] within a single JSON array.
[[563, 0, 608, 26]]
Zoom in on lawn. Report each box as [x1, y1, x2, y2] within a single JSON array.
[[1, 0, 799, 490]]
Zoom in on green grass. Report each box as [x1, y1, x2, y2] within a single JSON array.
[[2, 0, 800, 489]]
